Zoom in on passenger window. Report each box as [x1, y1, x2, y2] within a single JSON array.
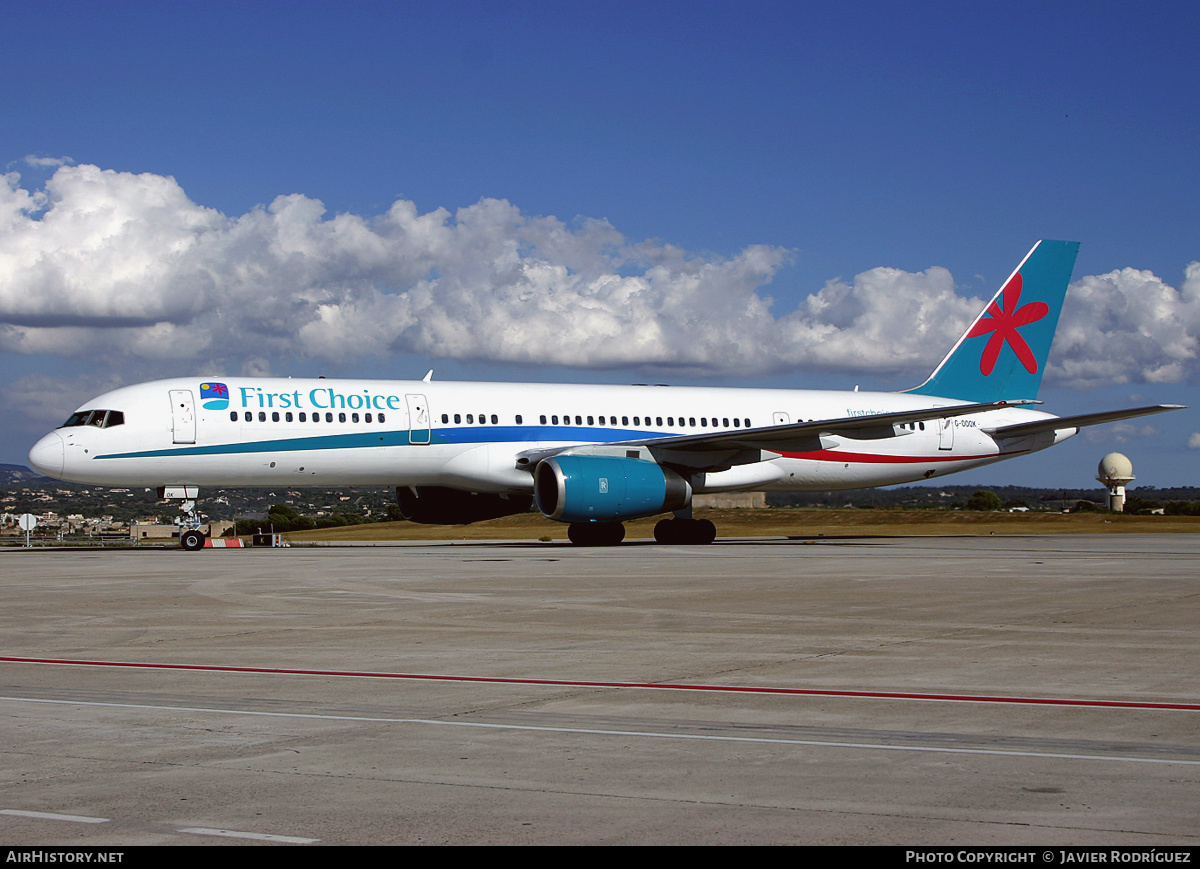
[[491, 414, 498, 424], [454, 414, 461, 424], [587, 416, 594, 425], [286, 412, 293, 422], [245, 411, 252, 422], [230, 411, 237, 422], [466, 414, 474, 424], [551, 415, 559, 424], [516, 415, 523, 424], [258, 412, 266, 422], [366, 413, 373, 423], [379, 413, 386, 423], [540, 415, 547, 424], [339, 412, 346, 423], [299, 412, 307, 422], [272, 412, 280, 422], [352, 413, 359, 423], [326, 412, 333, 422]]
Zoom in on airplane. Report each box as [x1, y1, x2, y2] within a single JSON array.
[[27, 240, 1184, 549]]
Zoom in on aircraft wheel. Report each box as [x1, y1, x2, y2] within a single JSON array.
[[654, 518, 680, 544], [654, 518, 716, 544], [601, 522, 626, 545], [567, 522, 625, 546], [694, 518, 717, 544], [180, 529, 205, 551]]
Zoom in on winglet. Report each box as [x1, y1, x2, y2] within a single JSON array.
[[906, 240, 1080, 403]]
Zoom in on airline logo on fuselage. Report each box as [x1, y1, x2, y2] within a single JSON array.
[[228, 385, 407, 412], [200, 382, 229, 410]]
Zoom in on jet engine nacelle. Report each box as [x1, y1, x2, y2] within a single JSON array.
[[396, 486, 533, 525], [534, 455, 692, 523]]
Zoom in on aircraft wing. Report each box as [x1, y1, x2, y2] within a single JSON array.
[[516, 400, 1035, 470], [629, 399, 1037, 452], [984, 404, 1186, 438]]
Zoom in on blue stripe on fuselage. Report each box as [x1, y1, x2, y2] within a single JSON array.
[[95, 426, 663, 460]]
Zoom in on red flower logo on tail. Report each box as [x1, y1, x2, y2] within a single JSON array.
[[966, 273, 1048, 376]]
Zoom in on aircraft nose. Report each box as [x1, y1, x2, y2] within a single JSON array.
[[28, 432, 65, 478]]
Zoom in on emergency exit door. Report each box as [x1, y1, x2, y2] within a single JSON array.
[[406, 394, 430, 444]]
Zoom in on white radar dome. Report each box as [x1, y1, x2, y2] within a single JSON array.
[[1097, 452, 1134, 484]]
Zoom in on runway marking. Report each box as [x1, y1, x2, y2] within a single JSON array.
[[2, 655, 1198, 711], [1, 808, 109, 823], [2, 695, 1198, 767], [177, 826, 318, 844]]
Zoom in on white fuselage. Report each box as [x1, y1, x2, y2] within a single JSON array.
[[27, 376, 1072, 494]]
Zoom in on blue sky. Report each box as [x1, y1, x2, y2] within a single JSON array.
[[2, 0, 1197, 488]]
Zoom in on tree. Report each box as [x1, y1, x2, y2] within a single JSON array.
[[965, 489, 1003, 511]]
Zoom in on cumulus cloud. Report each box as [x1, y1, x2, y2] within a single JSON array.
[[1, 163, 1197, 386], [21, 155, 75, 168], [1189, 433, 1200, 450], [1082, 422, 1160, 444], [1, 372, 126, 426], [1054, 264, 1200, 387]]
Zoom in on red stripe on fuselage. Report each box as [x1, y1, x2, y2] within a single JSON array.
[[778, 449, 1022, 464]]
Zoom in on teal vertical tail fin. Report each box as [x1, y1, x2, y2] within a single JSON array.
[[906, 240, 1079, 402]]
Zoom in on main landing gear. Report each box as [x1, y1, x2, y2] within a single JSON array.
[[567, 521, 626, 546], [565, 513, 717, 546], [652, 516, 717, 545]]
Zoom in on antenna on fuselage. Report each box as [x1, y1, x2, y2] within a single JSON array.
[[423, 370, 434, 382]]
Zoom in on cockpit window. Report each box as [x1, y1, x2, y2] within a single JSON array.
[[61, 409, 124, 429]]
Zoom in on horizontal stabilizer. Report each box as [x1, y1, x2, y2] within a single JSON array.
[[985, 404, 1186, 439]]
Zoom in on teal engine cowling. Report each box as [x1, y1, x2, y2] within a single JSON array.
[[534, 455, 692, 523]]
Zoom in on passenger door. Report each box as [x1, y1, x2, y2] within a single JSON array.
[[169, 389, 196, 444]]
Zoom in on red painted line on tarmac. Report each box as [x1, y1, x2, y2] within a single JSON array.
[[2, 655, 1197, 711]]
